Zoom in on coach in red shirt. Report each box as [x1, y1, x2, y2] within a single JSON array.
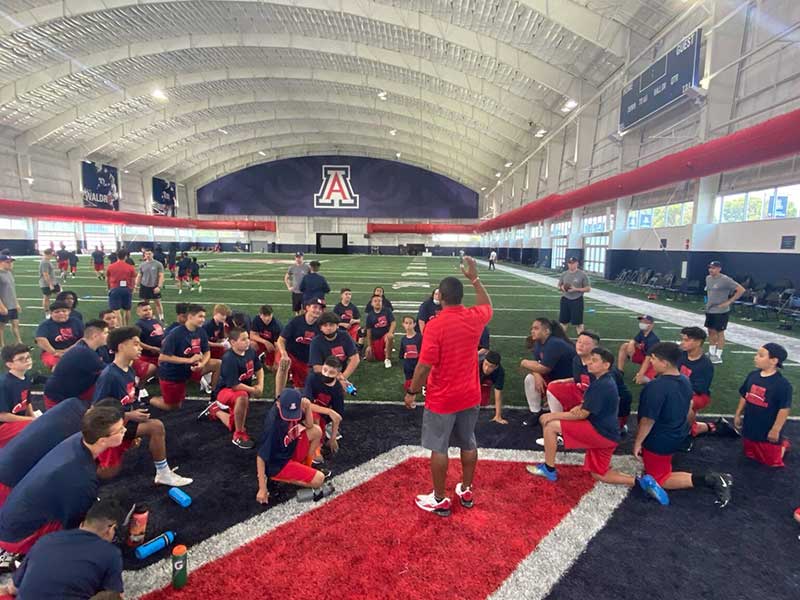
[[405, 256, 492, 517], [106, 250, 136, 326]]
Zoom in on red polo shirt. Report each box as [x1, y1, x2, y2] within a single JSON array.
[[418, 303, 493, 414], [106, 261, 135, 290]]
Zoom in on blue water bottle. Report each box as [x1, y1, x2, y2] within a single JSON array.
[[169, 487, 192, 508], [345, 381, 357, 396], [135, 531, 175, 560]]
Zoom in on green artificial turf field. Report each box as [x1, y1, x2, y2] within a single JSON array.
[[5, 252, 798, 414]]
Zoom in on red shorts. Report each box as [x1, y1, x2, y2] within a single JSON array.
[[254, 342, 278, 367], [190, 367, 205, 382], [0, 483, 10, 509], [94, 263, 104, 272], [370, 337, 387, 362], [57, 260, 68, 271], [140, 354, 159, 366], [96, 438, 135, 469], [480, 382, 491, 406], [132, 358, 153, 380], [70, 265, 76, 273], [641, 449, 673, 485], [159, 379, 187, 406], [561, 420, 618, 476], [210, 346, 225, 360], [178, 275, 189, 282], [404, 378, 413, 392], [216, 389, 248, 432], [347, 324, 360, 342], [287, 353, 309, 388], [632, 349, 656, 379], [41, 351, 60, 370], [743, 438, 789, 468], [192, 276, 200, 283], [271, 431, 317, 484], [0, 421, 30, 449], [691, 393, 711, 411], [0, 521, 62, 555], [547, 380, 585, 411]]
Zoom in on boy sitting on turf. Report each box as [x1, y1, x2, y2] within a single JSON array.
[[528, 347, 667, 500], [250, 305, 282, 371], [479, 351, 506, 424], [333, 288, 361, 341], [256, 389, 336, 505], [365, 294, 396, 368], [205, 304, 231, 360], [0, 344, 35, 448], [633, 342, 732, 507], [199, 328, 262, 450], [399, 316, 422, 404], [617, 315, 659, 384], [134, 301, 164, 381], [93, 327, 192, 486], [277, 298, 324, 388], [303, 356, 345, 458], [734, 343, 792, 467], [34, 300, 84, 370], [309, 312, 360, 384]]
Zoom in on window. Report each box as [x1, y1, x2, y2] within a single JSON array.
[[123, 226, 149, 236], [551, 237, 567, 269], [584, 235, 609, 275], [550, 221, 571, 236], [37, 221, 77, 251], [153, 227, 176, 239], [716, 185, 800, 223], [431, 234, 480, 243], [628, 201, 693, 228], [582, 215, 607, 233], [530, 224, 543, 238], [0, 218, 28, 231]]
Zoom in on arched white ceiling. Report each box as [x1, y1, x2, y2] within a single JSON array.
[[0, 0, 688, 191]]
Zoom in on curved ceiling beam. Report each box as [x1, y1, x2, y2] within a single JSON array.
[[14, 49, 554, 149], [0, 0, 627, 60], [119, 114, 507, 176], [176, 132, 487, 189], [0, 2, 585, 99]]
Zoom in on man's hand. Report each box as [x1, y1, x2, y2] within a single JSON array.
[[0, 305, 7, 316], [539, 413, 554, 426], [633, 441, 643, 458], [634, 372, 646, 385], [329, 437, 339, 453], [252, 385, 264, 397], [734, 414, 743, 430], [404, 392, 416, 409], [767, 427, 780, 443], [534, 372, 546, 395], [460, 256, 478, 281], [128, 409, 150, 422], [256, 488, 269, 505], [364, 346, 373, 360], [153, 286, 161, 294], [189, 354, 203, 364]]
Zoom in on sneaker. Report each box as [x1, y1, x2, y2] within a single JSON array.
[[709, 354, 722, 364], [525, 463, 557, 482], [197, 402, 216, 421], [678, 435, 694, 453], [317, 466, 332, 481], [455, 482, 474, 508], [199, 374, 213, 394], [177, 288, 182, 295], [535, 434, 563, 448], [312, 454, 325, 467], [297, 482, 335, 503], [384, 359, 392, 368], [414, 491, 452, 516], [198, 285, 203, 293], [714, 417, 741, 438], [232, 432, 255, 450], [154, 468, 193, 487], [637, 474, 669, 505], [522, 411, 543, 427], [0, 550, 20, 573], [325, 422, 343, 441], [708, 472, 733, 508]]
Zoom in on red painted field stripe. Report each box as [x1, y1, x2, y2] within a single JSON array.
[[144, 458, 595, 599]]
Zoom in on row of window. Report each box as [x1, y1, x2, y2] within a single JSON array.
[[627, 201, 694, 229], [715, 184, 800, 223]]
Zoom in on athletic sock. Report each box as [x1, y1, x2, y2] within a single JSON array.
[[543, 463, 556, 472], [717, 348, 723, 359], [709, 345, 717, 356], [691, 473, 715, 488], [155, 459, 170, 474]]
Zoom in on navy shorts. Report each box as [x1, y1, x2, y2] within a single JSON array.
[[108, 287, 133, 311], [559, 296, 584, 326], [0, 309, 18, 324], [704, 312, 730, 331]]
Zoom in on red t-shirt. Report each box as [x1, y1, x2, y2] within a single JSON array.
[[418, 303, 493, 414], [106, 261, 136, 290]]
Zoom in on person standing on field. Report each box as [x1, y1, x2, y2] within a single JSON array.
[[558, 257, 591, 336], [704, 261, 745, 364]]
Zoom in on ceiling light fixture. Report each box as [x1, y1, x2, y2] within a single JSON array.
[[217, 128, 228, 135], [258, 151, 266, 156], [495, 172, 501, 178], [535, 128, 547, 138], [377, 91, 388, 100], [395, 152, 401, 159], [151, 89, 168, 102], [561, 99, 578, 113], [480, 186, 486, 191], [389, 129, 397, 136], [123, 170, 129, 174], [504, 161, 513, 168]]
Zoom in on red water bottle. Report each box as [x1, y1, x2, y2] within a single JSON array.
[[127, 504, 149, 547]]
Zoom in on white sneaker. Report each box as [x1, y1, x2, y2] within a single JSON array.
[[384, 359, 392, 368], [178, 289, 183, 295], [709, 355, 722, 364], [535, 434, 564, 448], [154, 468, 193, 487], [200, 374, 212, 394], [198, 285, 202, 293]]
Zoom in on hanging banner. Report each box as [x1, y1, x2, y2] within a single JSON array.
[[152, 177, 177, 216], [81, 161, 120, 210]]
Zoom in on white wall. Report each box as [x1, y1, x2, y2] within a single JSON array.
[[693, 219, 800, 253]]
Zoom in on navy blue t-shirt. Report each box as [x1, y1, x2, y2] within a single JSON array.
[[70, 309, 84, 323], [634, 330, 660, 354], [677, 351, 714, 395], [177, 257, 191, 276], [44, 340, 106, 402], [0, 433, 98, 542], [366, 308, 395, 340], [164, 320, 182, 336], [226, 313, 251, 333], [739, 370, 793, 442], [479, 361, 505, 390], [0, 398, 86, 488], [216, 348, 261, 393], [571, 356, 631, 417], [304, 371, 345, 415], [478, 326, 490, 350], [582, 372, 620, 442], [204, 318, 226, 343], [91, 250, 105, 265], [638, 374, 691, 454], [309, 331, 358, 367], [532, 336, 576, 380], [96, 344, 112, 364], [299, 272, 330, 302], [417, 299, 442, 326], [93, 363, 137, 410], [251, 314, 282, 343], [400, 333, 423, 379], [136, 318, 166, 356], [333, 302, 360, 324], [0, 373, 31, 416], [158, 325, 210, 381], [190, 261, 200, 278], [364, 297, 393, 315], [13, 528, 123, 599], [280, 316, 320, 364], [258, 405, 305, 477], [35, 316, 84, 350]]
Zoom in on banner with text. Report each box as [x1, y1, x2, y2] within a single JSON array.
[[81, 161, 120, 211], [197, 156, 478, 218]]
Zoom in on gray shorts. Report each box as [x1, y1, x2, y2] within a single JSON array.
[[421, 406, 480, 455]]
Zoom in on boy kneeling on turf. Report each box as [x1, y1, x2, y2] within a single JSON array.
[[256, 389, 337, 505], [527, 348, 665, 499], [200, 328, 262, 450], [303, 356, 345, 460]]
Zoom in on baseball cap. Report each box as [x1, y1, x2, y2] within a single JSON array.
[[708, 260, 722, 268], [295, 251, 304, 257], [567, 256, 579, 263], [318, 311, 341, 326], [277, 389, 303, 421], [304, 297, 326, 308], [763, 343, 788, 368], [637, 315, 655, 323], [0, 254, 14, 262]]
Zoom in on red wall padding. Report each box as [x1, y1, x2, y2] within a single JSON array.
[[476, 107, 800, 232], [0, 199, 276, 232], [367, 223, 476, 234]]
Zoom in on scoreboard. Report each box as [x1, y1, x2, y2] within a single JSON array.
[[619, 29, 703, 131]]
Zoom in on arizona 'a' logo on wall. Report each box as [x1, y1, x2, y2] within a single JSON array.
[[314, 165, 359, 209]]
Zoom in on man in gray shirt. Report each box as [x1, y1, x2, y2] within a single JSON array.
[[38, 248, 59, 316], [0, 253, 21, 345], [284, 252, 310, 315], [135, 248, 165, 321], [557, 257, 591, 335], [704, 260, 745, 364]]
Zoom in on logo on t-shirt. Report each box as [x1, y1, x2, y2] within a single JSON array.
[[342, 309, 353, 321], [315, 392, 332, 408], [745, 384, 768, 408], [375, 316, 388, 329], [152, 323, 164, 336], [121, 381, 136, 406], [578, 374, 591, 391], [12, 389, 29, 414], [295, 330, 316, 345], [283, 422, 305, 447], [404, 344, 419, 359], [331, 346, 346, 360], [679, 365, 693, 378], [184, 338, 202, 356], [239, 360, 255, 383], [55, 327, 76, 343]]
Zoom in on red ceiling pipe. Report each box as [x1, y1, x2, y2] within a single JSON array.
[[367, 223, 476, 234], [476, 107, 800, 232], [0, 199, 275, 232]]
